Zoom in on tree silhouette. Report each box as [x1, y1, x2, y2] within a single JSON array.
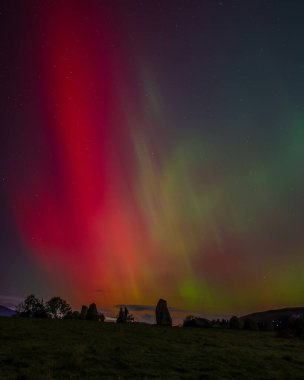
[[46, 296, 72, 319], [17, 294, 47, 318]]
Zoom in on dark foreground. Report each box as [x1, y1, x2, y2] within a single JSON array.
[[1, 317, 304, 379]]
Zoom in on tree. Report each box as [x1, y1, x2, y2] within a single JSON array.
[[117, 307, 127, 323], [17, 294, 47, 318], [86, 303, 98, 321], [127, 313, 135, 323], [46, 296, 72, 319]]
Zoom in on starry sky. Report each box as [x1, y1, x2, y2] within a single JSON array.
[[1, 0, 304, 317]]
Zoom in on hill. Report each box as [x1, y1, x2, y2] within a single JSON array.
[[241, 307, 304, 323], [0, 305, 16, 317]]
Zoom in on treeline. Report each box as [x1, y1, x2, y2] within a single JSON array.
[[183, 315, 304, 338], [15, 295, 304, 338], [183, 315, 274, 331], [16, 294, 105, 321]]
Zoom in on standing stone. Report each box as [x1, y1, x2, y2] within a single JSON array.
[[155, 299, 172, 326], [86, 303, 99, 321], [80, 305, 88, 320]]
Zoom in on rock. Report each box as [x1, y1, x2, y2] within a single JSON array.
[[80, 305, 88, 320], [155, 299, 172, 326], [86, 303, 99, 321]]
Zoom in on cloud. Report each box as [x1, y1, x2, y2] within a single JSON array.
[[111, 304, 196, 325], [115, 304, 154, 312], [0, 294, 24, 309], [114, 304, 187, 313], [168, 306, 188, 313], [137, 313, 155, 324]]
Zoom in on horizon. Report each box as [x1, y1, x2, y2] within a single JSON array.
[[1, 1, 304, 316], [1, 294, 303, 325]]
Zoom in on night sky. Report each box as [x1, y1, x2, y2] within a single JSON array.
[[1, 0, 304, 317]]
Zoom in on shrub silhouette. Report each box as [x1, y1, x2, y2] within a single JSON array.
[[183, 316, 212, 328], [258, 320, 273, 331], [127, 313, 135, 323], [243, 317, 259, 331], [229, 316, 242, 329], [72, 311, 81, 320], [293, 317, 304, 337], [287, 315, 304, 337]]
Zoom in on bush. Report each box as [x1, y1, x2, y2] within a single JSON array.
[[288, 315, 304, 338], [183, 316, 212, 328], [258, 320, 273, 331], [243, 318, 259, 331], [229, 316, 242, 330], [72, 311, 81, 320]]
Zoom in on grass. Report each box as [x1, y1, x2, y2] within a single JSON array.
[[1, 317, 304, 379]]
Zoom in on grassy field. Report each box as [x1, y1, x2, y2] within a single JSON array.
[[1, 317, 304, 379]]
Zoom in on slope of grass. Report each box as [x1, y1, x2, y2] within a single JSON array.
[[1, 317, 304, 379]]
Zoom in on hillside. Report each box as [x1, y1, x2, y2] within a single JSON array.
[[0, 305, 16, 317], [241, 307, 304, 323]]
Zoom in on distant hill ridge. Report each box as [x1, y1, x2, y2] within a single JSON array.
[[0, 305, 16, 317], [241, 307, 304, 322], [1, 304, 304, 320]]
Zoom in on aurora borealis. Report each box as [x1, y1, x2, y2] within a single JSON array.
[[1, 0, 304, 316]]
